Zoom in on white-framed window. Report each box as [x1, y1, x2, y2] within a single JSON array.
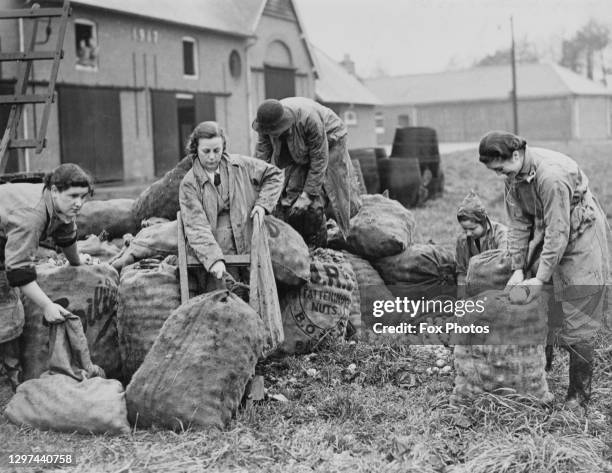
[[375, 112, 385, 134], [182, 37, 198, 78], [344, 110, 358, 126], [75, 19, 98, 70], [398, 114, 411, 127]]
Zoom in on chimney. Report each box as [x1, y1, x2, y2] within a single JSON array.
[[340, 53, 356, 76]]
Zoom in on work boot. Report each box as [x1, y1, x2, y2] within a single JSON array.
[[565, 343, 594, 410], [545, 344, 554, 372]]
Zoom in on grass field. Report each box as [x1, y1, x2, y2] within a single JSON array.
[[1, 141, 612, 473]]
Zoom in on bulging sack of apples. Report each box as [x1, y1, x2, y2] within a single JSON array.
[[277, 249, 355, 355], [346, 194, 416, 259], [20, 263, 122, 380], [77, 198, 139, 239], [465, 248, 512, 297], [117, 258, 181, 382], [373, 243, 456, 300], [451, 290, 552, 404], [126, 290, 265, 430], [110, 215, 309, 287], [132, 156, 193, 222]]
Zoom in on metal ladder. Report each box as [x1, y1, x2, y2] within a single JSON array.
[[0, 0, 71, 173]]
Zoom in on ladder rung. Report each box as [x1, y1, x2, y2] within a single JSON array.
[[0, 8, 67, 19], [0, 51, 63, 62], [8, 138, 45, 149], [0, 94, 51, 104]]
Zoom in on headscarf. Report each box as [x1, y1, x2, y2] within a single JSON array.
[[457, 190, 488, 226]]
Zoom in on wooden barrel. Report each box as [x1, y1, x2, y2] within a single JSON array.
[[373, 147, 387, 160], [391, 126, 440, 169], [348, 148, 380, 194], [377, 157, 421, 208], [429, 170, 445, 199]]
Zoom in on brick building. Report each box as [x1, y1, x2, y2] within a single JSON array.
[[0, 0, 316, 181]]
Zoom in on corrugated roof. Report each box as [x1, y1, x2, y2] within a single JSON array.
[[70, 0, 265, 37], [364, 63, 612, 106], [311, 45, 379, 106]]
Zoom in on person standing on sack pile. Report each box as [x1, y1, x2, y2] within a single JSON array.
[[478, 130, 609, 411], [253, 97, 361, 247], [0, 164, 94, 390], [455, 190, 508, 299]]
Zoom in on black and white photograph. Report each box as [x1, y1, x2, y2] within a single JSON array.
[[1, 0, 612, 471]]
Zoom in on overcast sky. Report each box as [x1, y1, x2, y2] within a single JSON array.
[[294, 0, 612, 77]]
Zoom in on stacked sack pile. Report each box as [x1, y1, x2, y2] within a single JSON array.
[[6, 157, 460, 435]]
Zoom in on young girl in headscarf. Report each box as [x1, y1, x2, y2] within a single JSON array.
[[455, 190, 508, 298]]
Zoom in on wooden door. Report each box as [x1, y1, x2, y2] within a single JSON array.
[[151, 90, 179, 177], [264, 66, 296, 100], [58, 86, 123, 182]]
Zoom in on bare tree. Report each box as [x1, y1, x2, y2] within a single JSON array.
[[560, 20, 610, 80], [474, 40, 539, 67]]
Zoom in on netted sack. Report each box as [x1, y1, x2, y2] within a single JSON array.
[[373, 244, 456, 299], [465, 249, 512, 297], [452, 290, 551, 402], [20, 264, 121, 380], [6, 315, 129, 435], [132, 156, 193, 222], [265, 215, 310, 286], [117, 259, 181, 381], [126, 290, 264, 430], [77, 199, 139, 239], [347, 194, 416, 259], [112, 216, 310, 287], [0, 271, 24, 343], [278, 249, 355, 354], [6, 374, 129, 434], [77, 235, 121, 262]]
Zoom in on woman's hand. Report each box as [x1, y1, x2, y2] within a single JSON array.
[[250, 205, 266, 222], [521, 277, 544, 303], [504, 269, 525, 291], [209, 260, 226, 280], [43, 302, 69, 324]]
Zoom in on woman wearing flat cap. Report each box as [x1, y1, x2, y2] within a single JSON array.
[[478, 130, 609, 410], [455, 190, 508, 298], [252, 97, 361, 247]]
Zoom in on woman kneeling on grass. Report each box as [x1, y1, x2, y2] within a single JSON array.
[[0, 164, 93, 390], [455, 190, 508, 299], [478, 130, 609, 411]]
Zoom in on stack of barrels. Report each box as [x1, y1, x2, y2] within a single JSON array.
[[348, 127, 444, 209], [389, 127, 444, 205]]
